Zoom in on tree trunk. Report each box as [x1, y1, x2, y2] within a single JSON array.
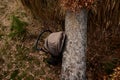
[[61, 9, 87, 80]]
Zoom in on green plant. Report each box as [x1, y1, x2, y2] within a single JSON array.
[[9, 15, 27, 39]]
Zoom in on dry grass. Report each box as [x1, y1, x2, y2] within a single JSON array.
[[21, 0, 65, 31], [60, 0, 94, 11], [21, 0, 120, 79], [87, 0, 120, 79], [0, 0, 61, 80], [0, 0, 120, 80]]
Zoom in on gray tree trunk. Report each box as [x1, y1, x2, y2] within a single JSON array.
[[61, 9, 88, 80]]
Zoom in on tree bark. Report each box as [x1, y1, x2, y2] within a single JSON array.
[[61, 9, 87, 80]]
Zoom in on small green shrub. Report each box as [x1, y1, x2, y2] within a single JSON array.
[[9, 15, 27, 39]]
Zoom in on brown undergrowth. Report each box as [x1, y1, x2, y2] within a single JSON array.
[[0, 0, 61, 80], [0, 0, 120, 80], [21, 0, 120, 79], [87, 0, 120, 79]]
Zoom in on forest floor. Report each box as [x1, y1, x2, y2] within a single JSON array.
[[0, 0, 120, 80], [0, 0, 61, 80]]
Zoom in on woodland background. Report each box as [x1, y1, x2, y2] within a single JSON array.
[[0, 0, 120, 80]]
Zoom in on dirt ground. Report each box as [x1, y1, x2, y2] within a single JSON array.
[[0, 0, 61, 80]]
